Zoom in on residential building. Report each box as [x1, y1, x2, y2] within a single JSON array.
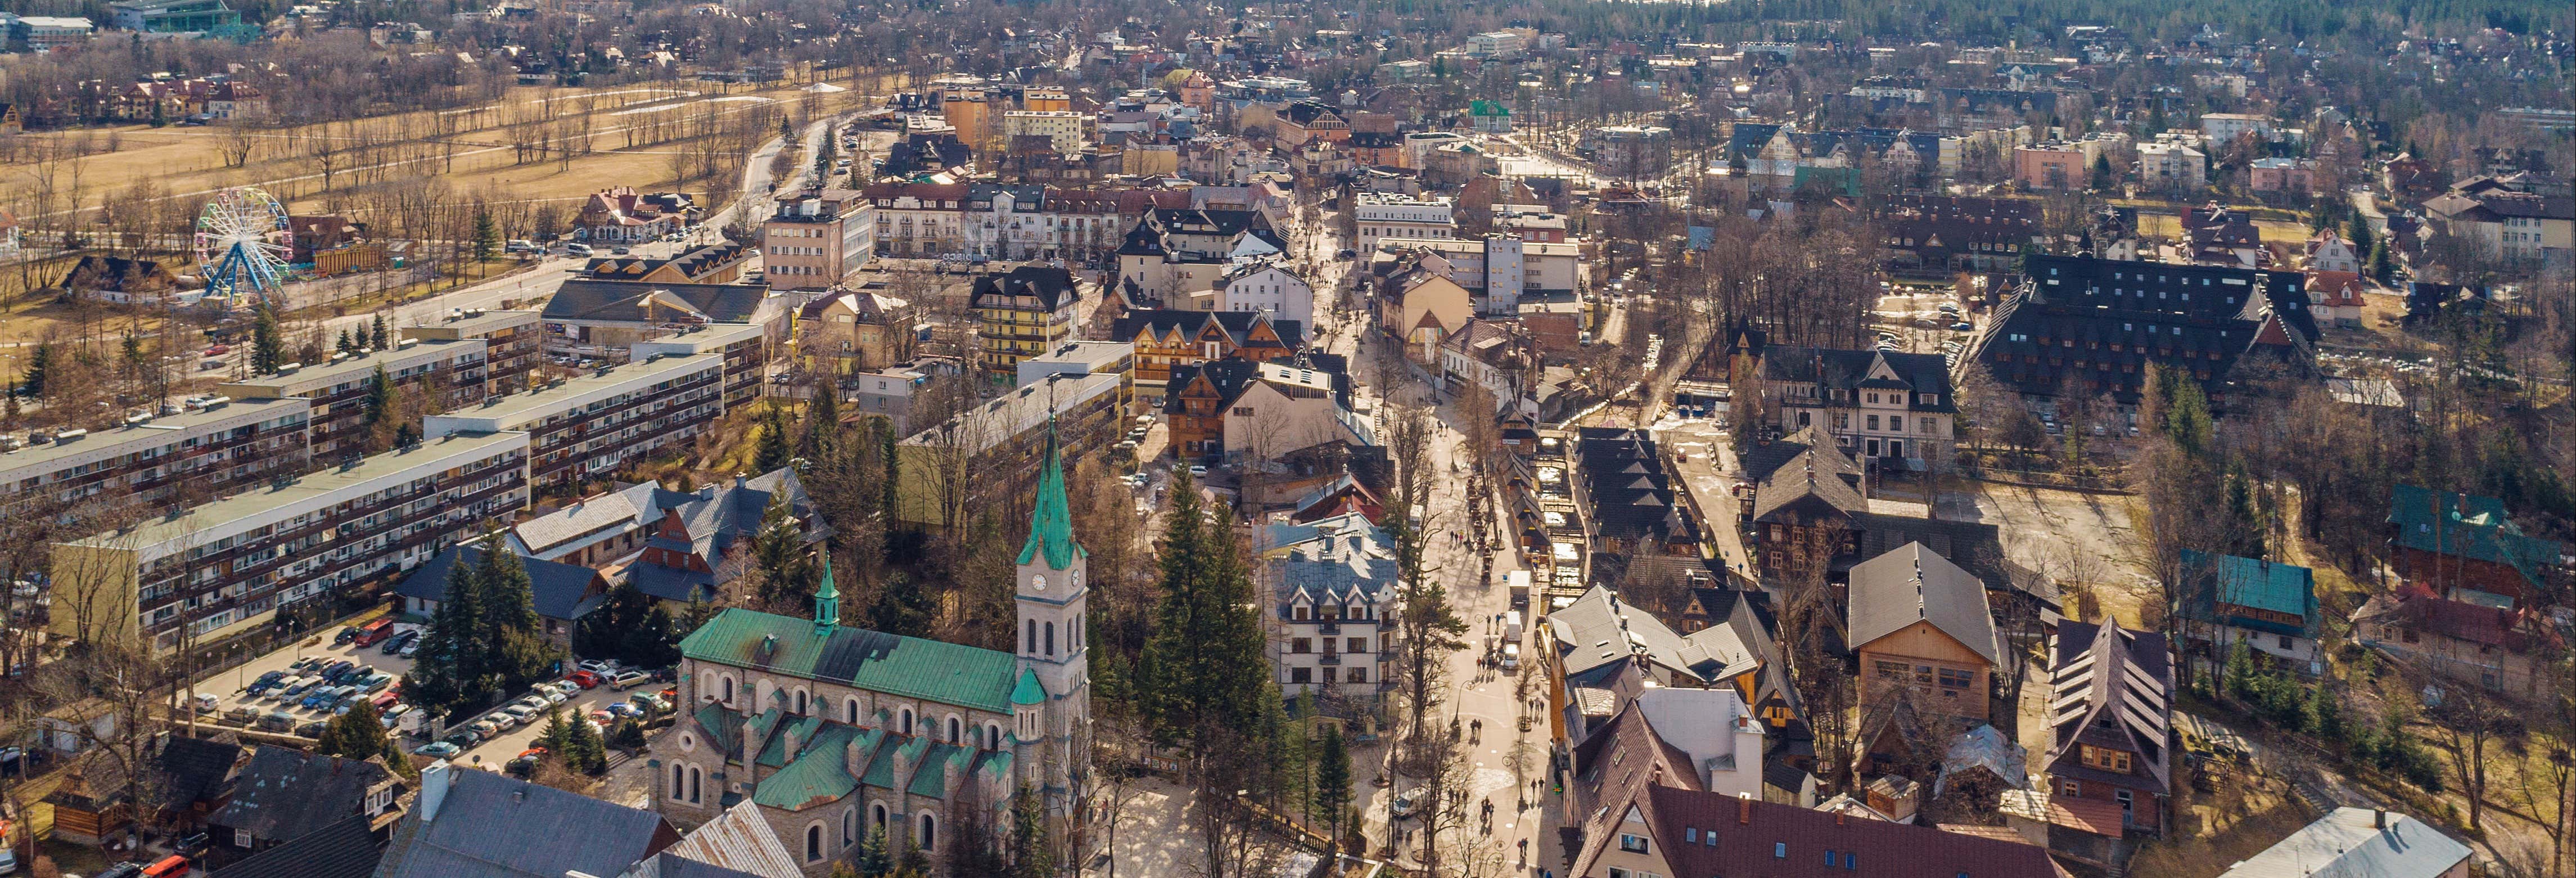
[[1468, 99, 1512, 133], [2354, 586, 2563, 699], [1112, 208, 1285, 304], [574, 187, 691, 242], [2043, 622, 2174, 844], [2386, 484, 2559, 610], [1221, 356, 1371, 459], [2216, 808, 2471, 878], [1742, 427, 2025, 596], [216, 338, 490, 465], [393, 544, 608, 644], [847, 359, 955, 434], [1373, 236, 1581, 315], [1565, 708, 2059, 878], [2305, 232, 2361, 275], [631, 323, 774, 409], [795, 289, 913, 377], [376, 763, 684, 878], [539, 279, 785, 361], [400, 309, 544, 398], [663, 435, 1092, 875], [206, 745, 403, 863], [1438, 319, 1533, 414], [421, 348, 728, 490], [1003, 110, 1086, 153], [1183, 259, 1316, 326], [2420, 176, 2575, 267], [1262, 512, 1396, 698], [1163, 358, 1260, 459], [2180, 550, 2321, 672], [1963, 254, 2317, 406], [971, 265, 1083, 382], [1869, 195, 2036, 273], [1352, 193, 1456, 253], [1108, 309, 1306, 407], [894, 372, 1121, 526], [1848, 543, 2000, 724], [1544, 585, 1790, 755], [0, 397, 310, 515], [1582, 124, 1672, 178], [1373, 269, 1474, 363], [762, 189, 876, 290], [2249, 157, 2318, 193], [2013, 143, 2092, 191], [1491, 204, 1569, 243], [1729, 335, 1958, 470], [2136, 141, 2208, 191], [47, 431, 530, 652], [494, 466, 814, 605], [2199, 112, 2275, 143]]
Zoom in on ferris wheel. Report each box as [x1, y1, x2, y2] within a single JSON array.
[[195, 186, 291, 306]]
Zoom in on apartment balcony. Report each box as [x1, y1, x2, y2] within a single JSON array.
[[1319, 654, 1342, 665], [1319, 622, 1341, 634]]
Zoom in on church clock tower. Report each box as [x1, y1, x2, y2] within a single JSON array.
[[1014, 425, 1089, 807]]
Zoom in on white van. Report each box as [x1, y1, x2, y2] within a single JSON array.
[[1500, 642, 1521, 672], [1504, 610, 1524, 642]]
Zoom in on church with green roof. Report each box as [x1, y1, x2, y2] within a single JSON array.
[[656, 431, 1093, 876]]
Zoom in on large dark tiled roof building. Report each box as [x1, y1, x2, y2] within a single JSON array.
[[1963, 254, 2316, 404]]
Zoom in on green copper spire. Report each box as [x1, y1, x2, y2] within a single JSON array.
[[813, 550, 840, 631], [1017, 421, 1084, 570]]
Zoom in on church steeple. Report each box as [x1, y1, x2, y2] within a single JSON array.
[[812, 550, 840, 632], [1017, 423, 1084, 571]]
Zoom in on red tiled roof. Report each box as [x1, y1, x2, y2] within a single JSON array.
[[2305, 271, 2366, 308], [1649, 786, 2062, 876]]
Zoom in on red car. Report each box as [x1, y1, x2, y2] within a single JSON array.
[[565, 670, 602, 689], [204, 345, 229, 355]]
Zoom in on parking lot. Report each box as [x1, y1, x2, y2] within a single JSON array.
[[191, 623, 673, 773]]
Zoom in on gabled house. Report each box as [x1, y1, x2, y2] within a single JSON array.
[[393, 544, 611, 646], [2180, 550, 2320, 672], [1545, 585, 1786, 751], [2042, 623, 2173, 850], [1163, 357, 1262, 458], [1261, 512, 1397, 700], [2304, 229, 2361, 273], [153, 734, 247, 834], [1848, 543, 2000, 724], [1110, 308, 1305, 406], [970, 265, 1083, 381], [2215, 807, 2472, 878], [1734, 337, 1959, 471], [575, 186, 691, 242], [2304, 271, 2367, 329], [1964, 253, 2317, 406], [1373, 268, 1473, 364], [209, 746, 404, 862], [795, 289, 913, 376], [629, 470, 828, 604], [1565, 703, 2061, 878], [2385, 484, 2559, 610], [2354, 585, 2563, 700], [375, 762, 683, 878]]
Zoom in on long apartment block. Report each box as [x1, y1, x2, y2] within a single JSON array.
[[424, 346, 728, 489], [401, 309, 545, 398], [218, 338, 490, 465], [1, 397, 312, 514], [630, 323, 770, 408], [50, 430, 532, 652]]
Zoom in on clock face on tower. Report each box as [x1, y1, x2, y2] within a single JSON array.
[[1031, 574, 1047, 592], [1070, 569, 1082, 588]]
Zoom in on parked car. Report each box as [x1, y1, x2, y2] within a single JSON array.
[[398, 640, 421, 659], [295, 721, 328, 738], [333, 627, 362, 646], [288, 656, 326, 673], [413, 741, 462, 758], [503, 704, 542, 725], [606, 701, 643, 719], [193, 692, 220, 714], [577, 659, 619, 676], [610, 670, 651, 691], [381, 629, 421, 655], [566, 670, 603, 689]]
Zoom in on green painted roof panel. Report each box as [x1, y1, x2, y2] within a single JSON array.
[[680, 608, 1021, 713]]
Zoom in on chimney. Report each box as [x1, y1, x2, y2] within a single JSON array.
[[418, 761, 454, 822], [1835, 811, 1845, 826], [2374, 809, 2389, 830], [1738, 793, 1753, 824]]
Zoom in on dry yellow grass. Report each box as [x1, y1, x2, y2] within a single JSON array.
[[1, 71, 900, 220]]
